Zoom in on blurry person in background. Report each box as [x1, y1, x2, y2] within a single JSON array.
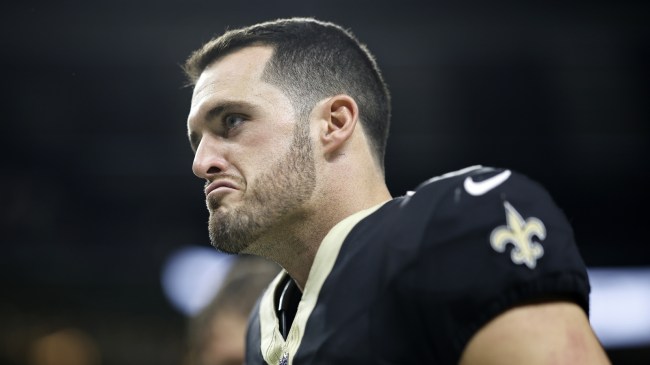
[[29, 328, 101, 365], [186, 256, 279, 365]]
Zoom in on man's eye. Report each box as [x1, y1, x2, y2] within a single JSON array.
[[224, 115, 245, 130]]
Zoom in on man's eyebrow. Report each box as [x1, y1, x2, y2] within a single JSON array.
[[206, 100, 257, 121]]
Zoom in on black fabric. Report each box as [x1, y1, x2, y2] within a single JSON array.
[[245, 298, 265, 365], [246, 167, 590, 364], [276, 276, 302, 340]]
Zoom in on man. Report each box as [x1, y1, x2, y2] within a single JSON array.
[[184, 17, 610, 364]]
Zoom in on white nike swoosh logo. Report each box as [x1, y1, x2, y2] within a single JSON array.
[[464, 170, 512, 196]]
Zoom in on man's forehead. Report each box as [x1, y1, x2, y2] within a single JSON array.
[[191, 46, 274, 100]]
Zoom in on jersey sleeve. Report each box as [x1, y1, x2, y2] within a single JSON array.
[[408, 167, 590, 363]]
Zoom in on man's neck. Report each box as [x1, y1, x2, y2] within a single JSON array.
[[276, 188, 392, 290], [245, 168, 392, 290]]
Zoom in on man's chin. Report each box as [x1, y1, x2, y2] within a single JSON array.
[[207, 193, 242, 212], [208, 216, 254, 254], [208, 233, 249, 254], [207, 202, 231, 216]]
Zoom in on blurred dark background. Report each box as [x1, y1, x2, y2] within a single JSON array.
[[1, 1, 648, 364]]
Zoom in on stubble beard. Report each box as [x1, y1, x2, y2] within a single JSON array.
[[207, 121, 316, 254]]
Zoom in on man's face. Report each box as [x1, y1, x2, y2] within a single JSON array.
[[187, 46, 316, 254]]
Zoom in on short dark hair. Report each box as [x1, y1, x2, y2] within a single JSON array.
[[184, 17, 391, 168]]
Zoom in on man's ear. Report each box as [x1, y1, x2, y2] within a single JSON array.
[[318, 94, 359, 155]]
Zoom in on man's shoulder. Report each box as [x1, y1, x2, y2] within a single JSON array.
[[351, 165, 559, 250], [338, 164, 577, 282], [401, 165, 559, 227], [409, 165, 546, 199]]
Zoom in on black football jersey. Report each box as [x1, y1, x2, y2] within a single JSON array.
[[246, 166, 590, 365]]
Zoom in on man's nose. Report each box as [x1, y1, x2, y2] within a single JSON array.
[[192, 136, 229, 179]]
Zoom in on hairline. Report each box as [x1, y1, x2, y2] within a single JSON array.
[[197, 43, 309, 118]]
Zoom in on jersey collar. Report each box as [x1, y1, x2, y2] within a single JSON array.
[[258, 201, 389, 365]]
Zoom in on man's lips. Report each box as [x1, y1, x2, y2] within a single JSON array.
[[204, 179, 240, 197]]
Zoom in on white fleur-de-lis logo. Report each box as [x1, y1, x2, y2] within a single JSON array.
[[490, 201, 546, 269]]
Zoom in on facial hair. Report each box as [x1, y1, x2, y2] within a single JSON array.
[[206, 121, 316, 254]]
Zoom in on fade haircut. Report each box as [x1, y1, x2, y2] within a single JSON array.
[[184, 17, 391, 169]]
